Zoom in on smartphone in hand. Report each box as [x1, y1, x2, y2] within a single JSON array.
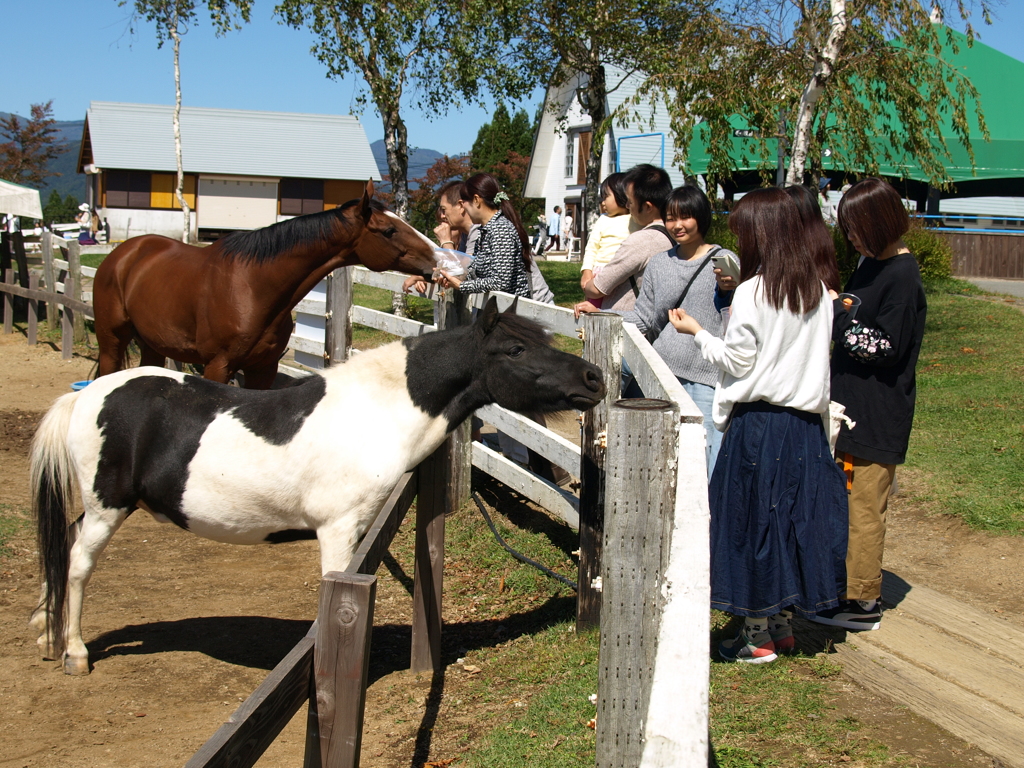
[[710, 251, 741, 281]]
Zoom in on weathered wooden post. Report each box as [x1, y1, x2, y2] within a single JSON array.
[[62, 277, 74, 360], [435, 287, 472, 508], [325, 267, 353, 366], [577, 312, 623, 630], [597, 398, 680, 766], [306, 571, 377, 768], [66, 240, 87, 343], [410, 440, 450, 674], [41, 231, 59, 330], [27, 272, 38, 345], [2, 268, 13, 334]]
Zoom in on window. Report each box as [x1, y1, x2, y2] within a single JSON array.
[[280, 178, 325, 216], [105, 171, 151, 209], [564, 134, 575, 178], [576, 131, 592, 186]]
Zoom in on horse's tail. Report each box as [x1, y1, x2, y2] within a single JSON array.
[[29, 391, 79, 651]]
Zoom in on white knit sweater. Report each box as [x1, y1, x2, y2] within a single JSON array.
[[693, 275, 833, 430]]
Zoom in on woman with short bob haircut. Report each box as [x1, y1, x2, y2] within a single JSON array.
[[621, 184, 738, 476], [668, 187, 848, 663], [809, 178, 927, 634]]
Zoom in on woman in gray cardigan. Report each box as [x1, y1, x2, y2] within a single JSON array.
[[624, 184, 737, 477]]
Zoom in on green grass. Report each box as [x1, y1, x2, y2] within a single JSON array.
[[0, 504, 30, 559], [410, 493, 899, 767], [80, 252, 107, 270], [537, 261, 585, 307], [902, 283, 1024, 532]]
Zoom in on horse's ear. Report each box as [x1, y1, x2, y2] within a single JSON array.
[[505, 296, 519, 316], [478, 296, 501, 334], [360, 180, 374, 223]]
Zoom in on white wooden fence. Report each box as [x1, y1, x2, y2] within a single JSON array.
[[288, 267, 712, 766]]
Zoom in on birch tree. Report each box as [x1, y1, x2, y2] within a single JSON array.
[[650, 0, 995, 189], [122, 0, 252, 242]]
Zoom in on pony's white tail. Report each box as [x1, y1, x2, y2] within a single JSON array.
[[30, 391, 80, 653]]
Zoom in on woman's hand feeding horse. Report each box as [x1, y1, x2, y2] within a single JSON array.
[[93, 180, 437, 389], [30, 298, 605, 674]]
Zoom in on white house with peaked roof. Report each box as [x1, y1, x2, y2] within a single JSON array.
[[524, 66, 689, 238], [78, 102, 381, 241]]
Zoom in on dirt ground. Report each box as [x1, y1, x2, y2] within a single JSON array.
[[0, 329, 1019, 767]]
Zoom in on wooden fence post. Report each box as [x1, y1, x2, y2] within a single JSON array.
[[325, 267, 353, 366], [3, 268, 12, 334], [577, 312, 623, 630], [411, 440, 451, 674], [435, 289, 472, 509], [596, 398, 679, 767], [307, 571, 377, 768], [66, 241, 87, 343], [27, 272, 38, 345], [62, 277, 74, 360], [41, 231, 59, 330]]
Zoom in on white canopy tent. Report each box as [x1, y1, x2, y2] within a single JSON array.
[[0, 179, 43, 219]]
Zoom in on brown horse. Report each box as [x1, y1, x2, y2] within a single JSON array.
[[93, 181, 437, 389]]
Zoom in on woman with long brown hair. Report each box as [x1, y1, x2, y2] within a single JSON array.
[[669, 187, 848, 663], [785, 183, 840, 293], [434, 172, 532, 298]]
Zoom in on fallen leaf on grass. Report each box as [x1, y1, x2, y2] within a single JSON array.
[[424, 760, 455, 767], [586, 718, 597, 729], [960, 347, 977, 354], [462, 664, 482, 674]]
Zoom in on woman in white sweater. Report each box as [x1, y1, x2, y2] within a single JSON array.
[[669, 187, 848, 664]]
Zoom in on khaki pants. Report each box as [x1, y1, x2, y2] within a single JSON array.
[[838, 454, 896, 601]]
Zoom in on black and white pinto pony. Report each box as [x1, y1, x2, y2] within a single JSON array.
[[30, 298, 605, 675]]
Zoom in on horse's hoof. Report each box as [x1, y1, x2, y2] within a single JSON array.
[[28, 612, 47, 633], [63, 656, 90, 676], [37, 636, 63, 661]]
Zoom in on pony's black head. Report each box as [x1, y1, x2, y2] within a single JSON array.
[[403, 297, 605, 427], [473, 297, 605, 413]]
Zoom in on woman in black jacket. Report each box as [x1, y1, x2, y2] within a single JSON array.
[[811, 178, 927, 633]]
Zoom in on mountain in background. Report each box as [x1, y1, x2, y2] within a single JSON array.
[[370, 140, 454, 189]]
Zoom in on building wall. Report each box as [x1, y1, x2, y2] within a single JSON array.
[[198, 176, 279, 230], [102, 208, 198, 241]]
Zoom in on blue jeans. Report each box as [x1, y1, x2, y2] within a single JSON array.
[[678, 378, 722, 480]]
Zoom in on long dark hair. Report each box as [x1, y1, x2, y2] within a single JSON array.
[[837, 177, 909, 259], [729, 188, 822, 314], [460, 172, 532, 272], [785, 185, 840, 293]]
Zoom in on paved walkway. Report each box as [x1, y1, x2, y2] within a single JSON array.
[[798, 571, 1024, 767], [966, 277, 1024, 298]]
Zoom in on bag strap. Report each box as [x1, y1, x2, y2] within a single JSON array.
[[673, 246, 720, 309], [629, 224, 682, 298]]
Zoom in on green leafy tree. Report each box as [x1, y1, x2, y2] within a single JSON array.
[[0, 102, 66, 188], [277, 0, 536, 221], [122, 0, 252, 241], [511, 0, 719, 231], [470, 105, 541, 227], [42, 190, 83, 225], [647, 0, 994, 189]]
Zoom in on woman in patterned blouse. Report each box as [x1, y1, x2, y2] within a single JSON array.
[[434, 173, 532, 298]]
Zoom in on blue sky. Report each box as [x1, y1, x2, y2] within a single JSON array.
[[2, 1, 1022, 156]]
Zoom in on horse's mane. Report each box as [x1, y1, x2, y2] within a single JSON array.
[[495, 312, 552, 346], [215, 198, 389, 264]]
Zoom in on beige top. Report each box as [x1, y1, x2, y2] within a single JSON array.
[[591, 221, 674, 313], [580, 214, 638, 273]]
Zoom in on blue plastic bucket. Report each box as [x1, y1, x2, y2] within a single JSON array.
[[70, 380, 91, 392]]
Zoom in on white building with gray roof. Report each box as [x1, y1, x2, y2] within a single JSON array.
[[78, 102, 380, 241]]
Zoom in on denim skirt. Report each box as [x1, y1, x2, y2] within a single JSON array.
[[709, 401, 849, 619]]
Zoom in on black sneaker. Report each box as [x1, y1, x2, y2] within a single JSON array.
[[809, 600, 881, 631]]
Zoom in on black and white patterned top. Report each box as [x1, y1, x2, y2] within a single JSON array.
[[458, 211, 531, 298]]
